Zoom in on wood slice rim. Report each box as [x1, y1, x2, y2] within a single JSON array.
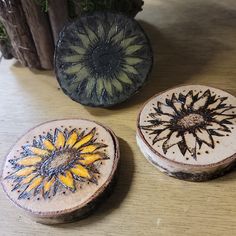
[[1, 119, 120, 221]]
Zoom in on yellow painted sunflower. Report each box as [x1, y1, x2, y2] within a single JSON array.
[[7, 128, 109, 199], [55, 12, 152, 107]]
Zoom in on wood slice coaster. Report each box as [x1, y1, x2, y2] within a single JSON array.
[[1, 119, 119, 224], [55, 12, 152, 107], [137, 85, 236, 181]]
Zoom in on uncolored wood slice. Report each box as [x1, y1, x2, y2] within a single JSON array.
[[0, 0, 40, 68], [1, 119, 119, 224], [48, 0, 68, 44], [21, 0, 54, 70], [137, 85, 236, 181]]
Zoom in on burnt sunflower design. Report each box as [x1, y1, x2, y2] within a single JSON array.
[[6, 128, 109, 199], [55, 12, 152, 107], [141, 90, 236, 159]]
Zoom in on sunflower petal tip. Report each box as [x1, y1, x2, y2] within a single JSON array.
[[18, 191, 28, 200], [102, 154, 110, 160], [90, 177, 98, 185]]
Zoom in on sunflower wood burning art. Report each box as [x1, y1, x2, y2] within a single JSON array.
[[1, 119, 119, 224], [55, 12, 152, 107], [137, 85, 236, 181]]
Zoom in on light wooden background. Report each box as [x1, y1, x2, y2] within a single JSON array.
[[0, 0, 236, 235]]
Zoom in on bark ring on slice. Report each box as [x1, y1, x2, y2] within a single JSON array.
[[55, 12, 153, 107], [137, 85, 236, 181], [1, 119, 119, 224]]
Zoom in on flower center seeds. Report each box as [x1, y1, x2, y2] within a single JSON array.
[[177, 113, 204, 129]]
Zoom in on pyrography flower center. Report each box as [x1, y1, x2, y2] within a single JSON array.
[[177, 113, 204, 129], [41, 149, 79, 177], [88, 42, 123, 77], [49, 151, 75, 169]]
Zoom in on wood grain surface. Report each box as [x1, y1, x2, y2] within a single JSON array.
[[0, 0, 236, 235]]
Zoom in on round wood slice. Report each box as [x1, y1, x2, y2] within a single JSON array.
[[55, 12, 152, 107], [1, 119, 119, 224], [137, 85, 236, 181]]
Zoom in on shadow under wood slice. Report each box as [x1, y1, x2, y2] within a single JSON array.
[[21, 0, 54, 70], [0, 0, 40, 68], [48, 0, 68, 44]]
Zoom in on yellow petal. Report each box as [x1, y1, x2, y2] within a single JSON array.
[[27, 147, 50, 156], [69, 45, 85, 54], [77, 32, 90, 48], [112, 79, 123, 92], [44, 177, 55, 193], [58, 171, 75, 190], [104, 80, 113, 96], [79, 153, 105, 165], [112, 30, 124, 44], [125, 45, 143, 55], [125, 57, 143, 65], [21, 173, 37, 184], [68, 75, 85, 91], [65, 64, 83, 74], [120, 36, 137, 48], [54, 129, 66, 149], [79, 144, 105, 154], [97, 24, 105, 38], [118, 72, 133, 84], [86, 79, 95, 97], [123, 64, 138, 75], [85, 26, 98, 42], [26, 176, 43, 192], [18, 156, 42, 166], [107, 25, 117, 39], [96, 78, 104, 96], [15, 167, 36, 177], [73, 128, 96, 149], [42, 139, 55, 151], [77, 66, 89, 80], [63, 55, 83, 63], [68, 67, 89, 90], [71, 164, 91, 179], [66, 130, 78, 148]]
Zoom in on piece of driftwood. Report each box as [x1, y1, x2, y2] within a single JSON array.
[[21, 0, 54, 70], [48, 0, 68, 44], [0, 0, 40, 68], [1, 119, 120, 224], [137, 85, 236, 181]]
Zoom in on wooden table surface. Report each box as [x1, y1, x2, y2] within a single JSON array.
[[0, 0, 236, 235]]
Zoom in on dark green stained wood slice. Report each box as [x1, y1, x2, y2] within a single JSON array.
[[55, 12, 153, 107]]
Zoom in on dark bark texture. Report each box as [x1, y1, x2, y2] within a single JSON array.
[[48, 0, 68, 44], [0, 0, 40, 68], [21, 0, 54, 69]]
